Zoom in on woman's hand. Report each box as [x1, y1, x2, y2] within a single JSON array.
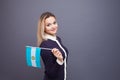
[[51, 48, 63, 62]]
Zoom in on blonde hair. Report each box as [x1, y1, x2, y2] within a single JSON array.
[[37, 12, 56, 46]]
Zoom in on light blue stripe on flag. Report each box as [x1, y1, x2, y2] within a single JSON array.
[[26, 46, 31, 66], [26, 46, 41, 68], [35, 47, 41, 67]]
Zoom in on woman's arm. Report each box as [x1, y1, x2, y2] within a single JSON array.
[[40, 42, 63, 78]]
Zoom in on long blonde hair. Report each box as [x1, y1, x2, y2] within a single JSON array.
[[37, 12, 56, 46]]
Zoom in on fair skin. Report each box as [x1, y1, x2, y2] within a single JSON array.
[[44, 16, 63, 62]]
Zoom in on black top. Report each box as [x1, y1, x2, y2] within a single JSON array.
[[40, 37, 68, 80]]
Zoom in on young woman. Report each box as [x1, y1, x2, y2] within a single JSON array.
[[37, 12, 68, 80]]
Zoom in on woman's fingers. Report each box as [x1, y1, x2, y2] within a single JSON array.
[[51, 48, 63, 59], [51, 48, 63, 62]]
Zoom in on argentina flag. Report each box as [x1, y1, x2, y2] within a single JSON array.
[[26, 46, 41, 68]]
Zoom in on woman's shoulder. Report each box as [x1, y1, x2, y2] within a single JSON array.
[[40, 39, 56, 48], [40, 40, 49, 47]]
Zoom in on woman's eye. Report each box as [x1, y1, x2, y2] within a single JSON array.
[[47, 23, 51, 27], [53, 21, 56, 24]]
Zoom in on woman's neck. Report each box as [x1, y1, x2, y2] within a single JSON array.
[[45, 33, 57, 41]]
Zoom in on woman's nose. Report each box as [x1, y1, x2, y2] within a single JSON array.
[[51, 24, 56, 27]]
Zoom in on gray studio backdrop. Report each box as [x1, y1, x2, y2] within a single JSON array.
[[0, 0, 120, 80]]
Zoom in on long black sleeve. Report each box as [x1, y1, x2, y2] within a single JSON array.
[[40, 41, 63, 79], [40, 37, 68, 80]]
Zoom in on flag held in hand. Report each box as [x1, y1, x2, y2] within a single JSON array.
[[26, 46, 52, 68], [26, 46, 41, 68]]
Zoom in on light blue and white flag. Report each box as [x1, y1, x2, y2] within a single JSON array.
[[26, 46, 41, 68], [26, 46, 52, 68]]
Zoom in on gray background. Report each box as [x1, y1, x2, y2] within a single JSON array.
[[0, 0, 120, 80]]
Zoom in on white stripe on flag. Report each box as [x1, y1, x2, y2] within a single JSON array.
[[31, 47, 37, 67]]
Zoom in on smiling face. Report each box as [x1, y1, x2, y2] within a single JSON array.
[[44, 16, 58, 36]]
